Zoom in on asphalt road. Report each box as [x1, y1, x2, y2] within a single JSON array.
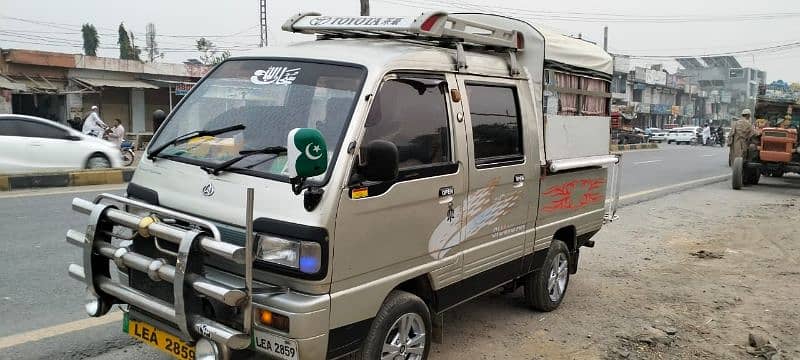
[[0, 144, 734, 360]]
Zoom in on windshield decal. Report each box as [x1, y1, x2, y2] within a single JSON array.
[[250, 67, 301, 85]]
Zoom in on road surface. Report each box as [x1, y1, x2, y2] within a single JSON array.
[[0, 144, 734, 359]]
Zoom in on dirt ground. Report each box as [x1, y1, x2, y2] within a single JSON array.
[[433, 177, 800, 360]]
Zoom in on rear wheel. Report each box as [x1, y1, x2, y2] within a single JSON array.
[[524, 240, 570, 312], [122, 150, 135, 167], [361, 291, 431, 360], [732, 157, 744, 190]]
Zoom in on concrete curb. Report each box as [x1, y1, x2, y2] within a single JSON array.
[[610, 143, 659, 152], [0, 168, 134, 192]]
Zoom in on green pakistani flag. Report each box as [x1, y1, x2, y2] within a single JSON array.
[[286, 128, 328, 178]]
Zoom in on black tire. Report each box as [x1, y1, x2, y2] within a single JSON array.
[[732, 157, 744, 190], [86, 153, 111, 169], [122, 150, 135, 167], [524, 240, 571, 312], [746, 168, 760, 185], [361, 291, 432, 360]]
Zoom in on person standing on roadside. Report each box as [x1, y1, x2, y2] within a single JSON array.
[[728, 109, 756, 166], [108, 118, 126, 147], [82, 105, 107, 137], [702, 123, 711, 145]]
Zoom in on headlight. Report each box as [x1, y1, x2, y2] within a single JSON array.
[[256, 234, 322, 274]]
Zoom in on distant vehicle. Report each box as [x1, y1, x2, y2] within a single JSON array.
[[666, 128, 697, 145], [646, 128, 667, 142], [0, 114, 122, 174]]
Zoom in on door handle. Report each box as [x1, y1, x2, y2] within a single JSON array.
[[513, 174, 525, 188], [438, 186, 455, 204]]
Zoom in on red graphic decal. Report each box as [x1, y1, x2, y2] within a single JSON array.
[[543, 178, 606, 213]]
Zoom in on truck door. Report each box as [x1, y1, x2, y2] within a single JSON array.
[[332, 72, 468, 301], [443, 76, 538, 305]]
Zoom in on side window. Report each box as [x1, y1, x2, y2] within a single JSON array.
[[362, 75, 452, 172], [0, 119, 20, 136], [16, 121, 69, 139], [465, 83, 524, 166]]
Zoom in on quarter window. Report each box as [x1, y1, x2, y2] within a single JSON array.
[[465, 84, 523, 165], [362, 75, 451, 170]]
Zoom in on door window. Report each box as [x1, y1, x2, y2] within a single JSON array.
[[362, 74, 453, 180], [465, 83, 524, 166], [15, 120, 69, 139]]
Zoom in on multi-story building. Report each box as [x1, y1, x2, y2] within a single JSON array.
[[676, 56, 766, 126]]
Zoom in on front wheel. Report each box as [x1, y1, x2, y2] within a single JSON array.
[[361, 291, 431, 360], [86, 154, 111, 169], [732, 157, 744, 190], [524, 240, 570, 312]]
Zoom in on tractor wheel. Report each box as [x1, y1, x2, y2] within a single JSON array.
[[746, 168, 761, 185], [732, 157, 744, 190]]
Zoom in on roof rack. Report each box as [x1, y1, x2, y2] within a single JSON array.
[[282, 12, 523, 74], [282, 12, 523, 51]]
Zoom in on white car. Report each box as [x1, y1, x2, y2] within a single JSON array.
[[666, 127, 697, 145], [0, 114, 122, 174], [648, 129, 668, 142]]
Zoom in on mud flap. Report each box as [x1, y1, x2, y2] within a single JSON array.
[[569, 249, 580, 274]]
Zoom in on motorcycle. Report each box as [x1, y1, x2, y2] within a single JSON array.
[[120, 140, 135, 167]]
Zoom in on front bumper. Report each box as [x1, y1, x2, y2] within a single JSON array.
[[66, 193, 334, 359]]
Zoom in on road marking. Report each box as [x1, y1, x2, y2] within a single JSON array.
[[620, 174, 729, 201], [702, 154, 715, 157], [0, 312, 122, 350], [633, 160, 663, 165], [0, 184, 127, 199]]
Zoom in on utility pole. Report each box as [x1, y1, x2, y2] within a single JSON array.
[[603, 26, 608, 52], [360, 0, 370, 16], [259, 0, 268, 47]]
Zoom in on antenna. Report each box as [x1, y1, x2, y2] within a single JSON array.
[[259, 0, 268, 47]]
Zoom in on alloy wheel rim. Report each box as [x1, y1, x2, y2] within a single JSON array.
[[88, 157, 111, 169], [381, 313, 426, 360], [547, 253, 568, 302]]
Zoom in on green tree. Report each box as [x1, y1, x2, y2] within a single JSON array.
[[196, 37, 230, 65], [81, 23, 99, 56], [117, 23, 141, 61]]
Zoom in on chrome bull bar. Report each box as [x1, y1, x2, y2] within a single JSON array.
[[65, 191, 257, 350]]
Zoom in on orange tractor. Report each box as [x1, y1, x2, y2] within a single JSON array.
[[732, 99, 800, 189]]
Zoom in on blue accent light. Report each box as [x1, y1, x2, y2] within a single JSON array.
[[299, 256, 320, 274]]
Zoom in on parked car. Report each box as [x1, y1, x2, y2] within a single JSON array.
[[0, 114, 122, 174], [666, 127, 697, 145]]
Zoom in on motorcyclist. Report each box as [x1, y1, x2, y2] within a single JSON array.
[[81, 105, 108, 137]]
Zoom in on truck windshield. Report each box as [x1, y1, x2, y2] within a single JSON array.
[[148, 59, 365, 182]]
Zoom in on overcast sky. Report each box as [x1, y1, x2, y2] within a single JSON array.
[[1, 0, 799, 82]]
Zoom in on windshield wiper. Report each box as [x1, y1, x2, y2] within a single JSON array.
[[147, 124, 246, 160], [202, 146, 287, 175]]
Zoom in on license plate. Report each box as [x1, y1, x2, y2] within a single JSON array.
[[123, 313, 195, 360], [253, 329, 299, 360]]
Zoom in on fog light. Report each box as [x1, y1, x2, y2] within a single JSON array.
[[196, 338, 220, 360], [84, 297, 101, 317]]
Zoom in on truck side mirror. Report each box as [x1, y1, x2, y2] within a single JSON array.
[[359, 140, 399, 182]]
